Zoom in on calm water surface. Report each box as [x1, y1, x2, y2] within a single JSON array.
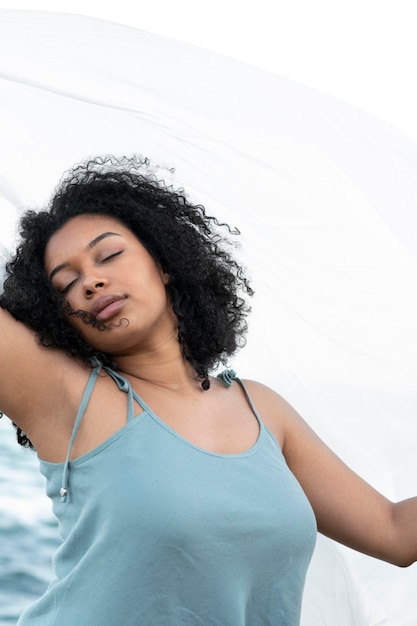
[[0, 418, 59, 625]]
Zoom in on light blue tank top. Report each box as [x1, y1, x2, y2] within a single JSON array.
[[18, 362, 316, 626]]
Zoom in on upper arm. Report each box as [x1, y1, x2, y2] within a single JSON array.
[[244, 380, 399, 565], [280, 401, 398, 563], [0, 307, 73, 431]]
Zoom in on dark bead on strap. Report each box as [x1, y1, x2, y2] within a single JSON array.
[[201, 377, 211, 391]]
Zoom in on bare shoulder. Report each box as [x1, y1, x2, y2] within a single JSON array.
[[239, 379, 304, 450], [239, 379, 290, 411]]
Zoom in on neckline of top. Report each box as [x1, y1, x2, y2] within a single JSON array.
[[39, 366, 265, 469]]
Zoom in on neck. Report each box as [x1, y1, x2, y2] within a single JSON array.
[[113, 343, 201, 392]]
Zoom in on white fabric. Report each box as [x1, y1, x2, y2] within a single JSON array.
[[1, 9, 417, 624]]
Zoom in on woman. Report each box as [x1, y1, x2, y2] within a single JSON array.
[[1, 155, 416, 626]]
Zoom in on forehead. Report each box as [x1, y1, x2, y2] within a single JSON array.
[[44, 215, 134, 267], [46, 215, 133, 250]]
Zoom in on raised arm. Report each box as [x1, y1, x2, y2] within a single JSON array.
[[0, 307, 74, 440], [246, 380, 417, 568]]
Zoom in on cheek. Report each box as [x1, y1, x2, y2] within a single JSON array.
[[63, 303, 97, 337], [62, 295, 85, 317]]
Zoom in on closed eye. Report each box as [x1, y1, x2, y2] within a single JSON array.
[[61, 278, 78, 294], [101, 250, 123, 262]]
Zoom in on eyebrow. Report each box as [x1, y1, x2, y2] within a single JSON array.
[[49, 231, 122, 281]]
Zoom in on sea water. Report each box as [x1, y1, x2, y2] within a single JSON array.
[[0, 417, 59, 625]]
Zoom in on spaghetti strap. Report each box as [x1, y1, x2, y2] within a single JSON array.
[[60, 360, 102, 502], [217, 369, 264, 425], [102, 365, 135, 423], [60, 359, 140, 503]]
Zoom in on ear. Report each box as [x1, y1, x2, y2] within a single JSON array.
[[158, 265, 169, 285]]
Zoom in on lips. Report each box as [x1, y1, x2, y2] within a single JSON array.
[[90, 295, 126, 322]]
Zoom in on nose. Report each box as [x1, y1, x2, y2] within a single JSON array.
[[83, 274, 108, 297]]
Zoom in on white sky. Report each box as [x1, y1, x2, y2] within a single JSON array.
[[1, 0, 417, 141]]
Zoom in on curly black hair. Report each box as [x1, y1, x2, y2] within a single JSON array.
[[0, 155, 253, 447]]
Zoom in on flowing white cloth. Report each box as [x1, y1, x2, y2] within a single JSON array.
[[1, 9, 417, 624]]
